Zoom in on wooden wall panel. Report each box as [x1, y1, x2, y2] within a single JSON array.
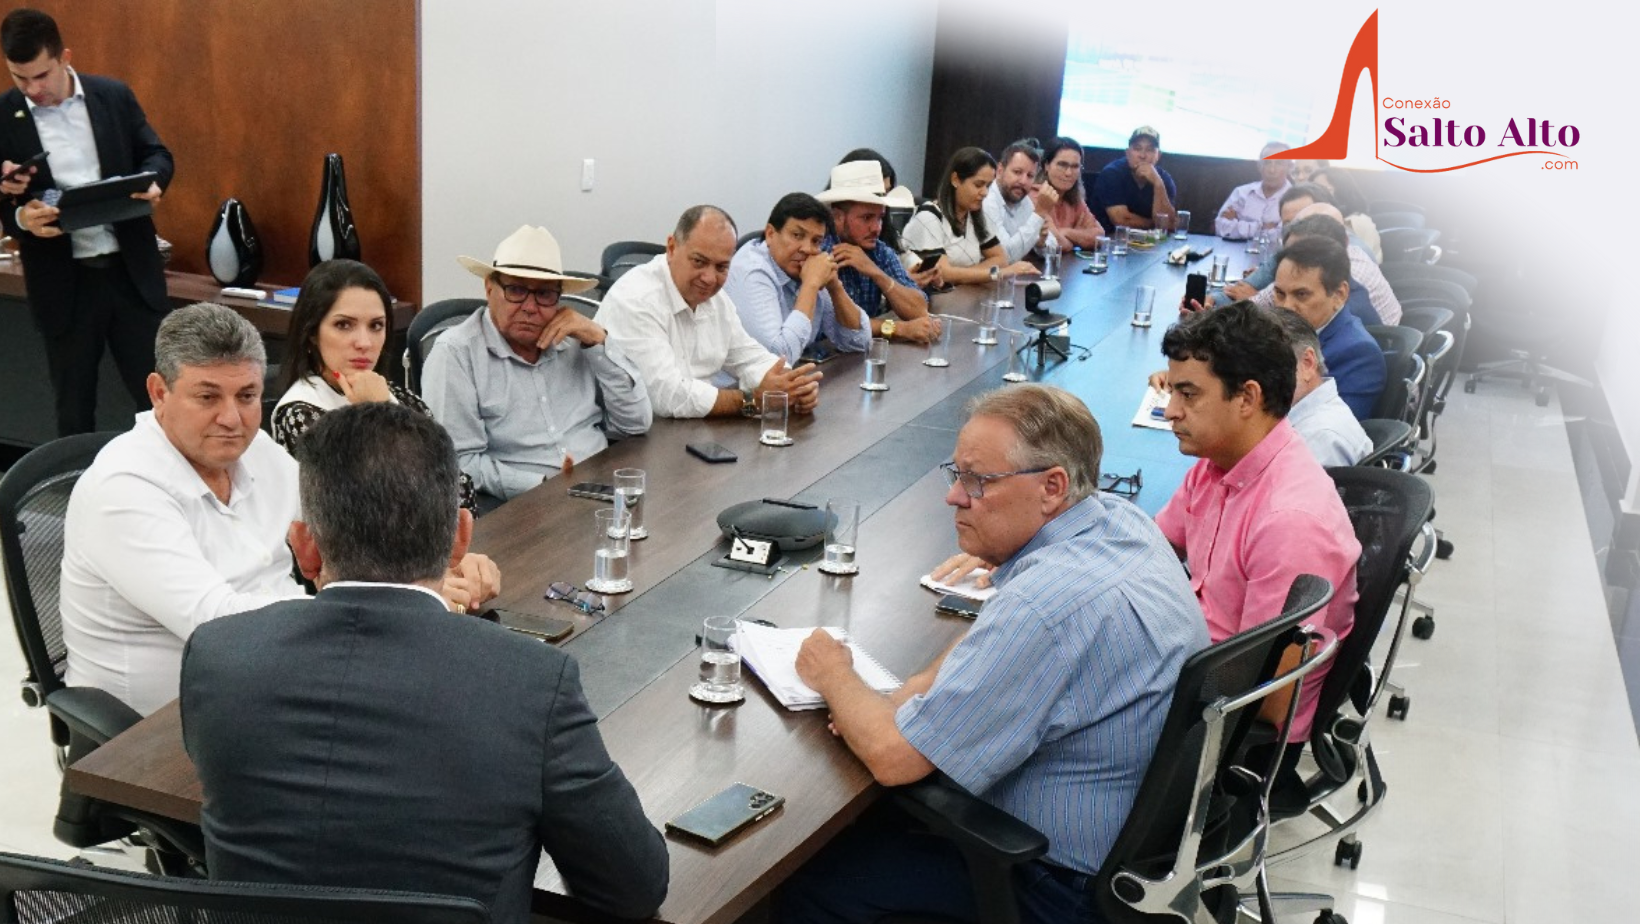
[[23, 0, 420, 304]]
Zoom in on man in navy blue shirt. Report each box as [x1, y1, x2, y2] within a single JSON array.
[[1091, 125, 1177, 233], [1271, 237, 1385, 419]]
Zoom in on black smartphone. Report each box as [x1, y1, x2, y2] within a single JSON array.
[[1184, 273, 1208, 308], [484, 608, 575, 643], [799, 341, 835, 365], [934, 593, 983, 619], [913, 248, 945, 272], [1, 150, 48, 186], [567, 481, 615, 501], [665, 782, 785, 846], [687, 442, 738, 464]]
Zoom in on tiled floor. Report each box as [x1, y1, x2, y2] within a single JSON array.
[[2, 381, 1635, 922]]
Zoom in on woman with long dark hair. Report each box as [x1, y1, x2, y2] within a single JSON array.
[[900, 146, 1035, 285], [1038, 136, 1103, 251]]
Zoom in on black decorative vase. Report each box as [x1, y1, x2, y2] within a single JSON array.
[[307, 152, 361, 266], [205, 197, 263, 287]]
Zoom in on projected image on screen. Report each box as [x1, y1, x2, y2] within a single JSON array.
[[1058, 31, 1319, 160]]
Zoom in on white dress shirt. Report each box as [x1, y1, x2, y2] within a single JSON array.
[[598, 254, 780, 419], [1347, 245, 1402, 325], [25, 67, 118, 258], [982, 184, 1045, 262], [1288, 378, 1374, 467], [60, 412, 305, 715], [1213, 179, 1289, 241]]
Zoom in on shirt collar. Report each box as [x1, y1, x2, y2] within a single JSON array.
[[653, 253, 699, 317], [479, 303, 562, 365], [135, 410, 256, 507], [323, 581, 449, 609], [752, 240, 799, 290], [1220, 418, 1298, 491], [991, 493, 1104, 587], [23, 65, 84, 113]]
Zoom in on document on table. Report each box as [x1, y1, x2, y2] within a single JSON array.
[[1132, 386, 1174, 430], [736, 623, 900, 711]]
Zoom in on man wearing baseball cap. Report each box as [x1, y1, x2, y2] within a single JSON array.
[[1090, 125, 1177, 233], [818, 159, 943, 344], [423, 225, 652, 501]]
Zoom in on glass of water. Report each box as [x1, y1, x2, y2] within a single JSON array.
[[1090, 237, 1110, 271], [860, 337, 889, 392], [974, 300, 999, 346], [1174, 209, 1191, 240], [588, 506, 633, 594], [993, 272, 1017, 310], [1209, 254, 1230, 289], [1132, 285, 1156, 328], [1003, 329, 1029, 382], [923, 314, 952, 367], [760, 391, 792, 446], [613, 468, 646, 540], [818, 498, 860, 575], [1111, 226, 1130, 256], [1246, 229, 1263, 255], [689, 616, 743, 704]]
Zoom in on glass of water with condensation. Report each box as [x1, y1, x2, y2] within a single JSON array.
[[818, 498, 860, 575], [690, 616, 743, 703], [588, 506, 633, 594], [614, 468, 647, 539]]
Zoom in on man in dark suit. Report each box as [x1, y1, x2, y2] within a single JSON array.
[[179, 403, 669, 924], [0, 8, 173, 435], [1271, 236, 1386, 419]]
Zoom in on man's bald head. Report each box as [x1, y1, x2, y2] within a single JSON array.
[[1295, 202, 1345, 225]]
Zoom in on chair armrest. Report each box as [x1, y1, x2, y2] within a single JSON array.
[[46, 686, 142, 746], [892, 777, 1048, 867]]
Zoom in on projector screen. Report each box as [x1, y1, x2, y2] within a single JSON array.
[[1056, 26, 1347, 162]]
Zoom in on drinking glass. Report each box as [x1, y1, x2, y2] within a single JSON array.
[[1174, 209, 1191, 240], [818, 498, 860, 575], [923, 314, 952, 367], [1090, 237, 1110, 271], [1042, 246, 1060, 281], [993, 273, 1017, 310], [689, 616, 743, 704], [588, 507, 632, 594], [1003, 329, 1029, 382], [1209, 254, 1230, 289], [760, 391, 792, 446], [613, 468, 646, 540], [1132, 285, 1156, 328], [1111, 226, 1130, 256], [1246, 229, 1263, 255], [974, 300, 999, 346], [860, 337, 889, 392], [1154, 210, 1172, 236]]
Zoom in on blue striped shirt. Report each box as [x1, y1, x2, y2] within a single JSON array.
[[724, 240, 872, 365], [896, 493, 1207, 873]]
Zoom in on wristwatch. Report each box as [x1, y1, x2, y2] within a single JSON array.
[[740, 389, 759, 418], [880, 318, 897, 341]]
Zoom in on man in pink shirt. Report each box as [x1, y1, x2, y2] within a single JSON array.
[[1154, 301, 1360, 741]]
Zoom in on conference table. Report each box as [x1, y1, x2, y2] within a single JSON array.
[[65, 235, 1262, 924]]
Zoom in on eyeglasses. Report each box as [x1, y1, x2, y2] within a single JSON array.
[[544, 581, 604, 615], [940, 461, 1049, 499], [1049, 160, 1081, 172], [499, 283, 562, 308], [1098, 468, 1143, 499]]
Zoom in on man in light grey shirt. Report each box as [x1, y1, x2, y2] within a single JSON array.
[[423, 226, 651, 500], [1268, 306, 1372, 466]]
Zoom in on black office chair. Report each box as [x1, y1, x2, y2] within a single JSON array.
[[1357, 419, 1415, 469], [1396, 307, 1457, 472], [1366, 325, 1424, 425], [1266, 468, 1435, 873], [0, 851, 489, 924], [1379, 262, 1478, 298], [1366, 200, 1424, 219], [402, 298, 484, 395], [561, 269, 611, 299], [562, 293, 600, 320], [599, 240, 665, 284], [885, 576, 1341, 924], [0, 433, 206, 874], [259, 362, 282, 435], [736, 230, 763, 251], [1369, 211, 1424, 231], [1378, 228, 1442, 265]]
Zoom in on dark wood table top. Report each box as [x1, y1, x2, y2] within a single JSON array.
[[64, 240, 1239, 924]]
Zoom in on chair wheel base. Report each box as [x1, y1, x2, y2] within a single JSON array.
[[1534, 389, 1550, 407], [1334, 839, 1363, 869], [1436, 538, 1454, 560], [1423, 459, 1437, 474], [1387, 694, 1411, 720], [1463, 379, 1477, 394], [1316, 913, 1348, 924], [1412, 615, 1435, 640]]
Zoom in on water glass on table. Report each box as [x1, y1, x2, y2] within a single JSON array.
[[1132, 285, 1156, 328], [818, 498, 860, 575], [690, 616, 743, 704], [1174, 209, 1191, 240], [1003, 329, 1029, 382], [760, 391, 792, 446], [924, 314, 953, 367], [1209, 254, 1230, 289], [1090, 237, 1111, 271], [975, 301, 999, 346], [860, 337, 889, 392], [613, 468, 647, 540], [589, 506, 633, 594], [1111, 226, 1130, 256]]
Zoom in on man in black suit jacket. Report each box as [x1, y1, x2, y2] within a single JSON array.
[[0, 9, 174, 435], [180, 403, 669, 924]]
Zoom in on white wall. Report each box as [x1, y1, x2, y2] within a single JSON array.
[[421, 0, 938, 303]]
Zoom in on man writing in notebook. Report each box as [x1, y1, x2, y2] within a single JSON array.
[[780, 384, 1207, 924]]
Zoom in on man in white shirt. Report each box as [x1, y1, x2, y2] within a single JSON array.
[[1268, 305, 1373, 466], [61, 303, 498, 715], [1214, 142, 1291, 240], [981, 138, 1056, 262], [599, 205, 823, 419]]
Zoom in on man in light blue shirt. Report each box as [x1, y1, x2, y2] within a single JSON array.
[[783, 384, 1207, 924], [725, 192, 871, 365], [424, 226, 651, 501]]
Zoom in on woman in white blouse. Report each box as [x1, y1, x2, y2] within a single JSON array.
[[901, 146, 1036, 286]]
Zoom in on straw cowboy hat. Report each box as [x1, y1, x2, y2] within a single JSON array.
[[815, 161, 916, 210], [456, 225, 598, 294]]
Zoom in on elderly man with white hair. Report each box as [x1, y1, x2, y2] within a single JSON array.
[[1214, 141, 1292, 240]]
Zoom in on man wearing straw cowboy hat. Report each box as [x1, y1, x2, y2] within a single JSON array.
[[818, 159, 943, 345], [423, 225, 651, 501]]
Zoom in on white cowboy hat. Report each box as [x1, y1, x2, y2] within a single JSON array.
[[456, 225, 598, 293], [815, 161, 916, 210]]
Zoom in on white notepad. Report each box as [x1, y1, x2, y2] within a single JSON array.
[[1132, 386, 1174, 430], [735, 623, 900, 711]]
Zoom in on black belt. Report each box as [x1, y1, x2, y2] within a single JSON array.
[[1035, 859, 1098, 893], [76, 253, 116, 270]]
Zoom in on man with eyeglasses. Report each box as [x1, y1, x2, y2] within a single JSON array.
[[424, 225, 652, 501], [781, 384, 1206, 924]]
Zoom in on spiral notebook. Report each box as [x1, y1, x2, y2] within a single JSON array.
[[735, 623, 901, 711]]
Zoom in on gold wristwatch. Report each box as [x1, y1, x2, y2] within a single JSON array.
[[880, 318, 897, 340]]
